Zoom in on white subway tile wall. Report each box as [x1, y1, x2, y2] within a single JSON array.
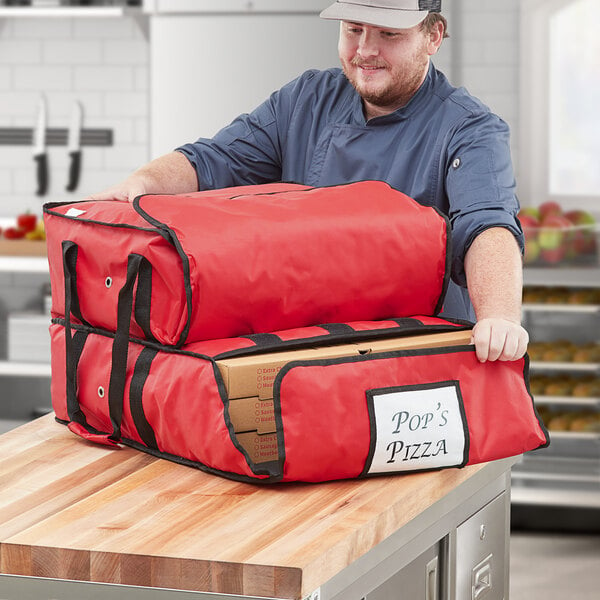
[[0, 17, 149, 218], [0, 3, 523, 420], [0, 3, 522, 220], [456, 0, 521, 178]]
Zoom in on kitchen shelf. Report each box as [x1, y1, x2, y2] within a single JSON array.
[[0, 256, 48, 273], [511, 455, 600, 508], [547, 431, 599, 441], [515, 268, 600, 518], [512, 469, 599, 485], [534, 395, 600, 407], [511, 485, 600, 509], [0, 360, 51, 378], [0, 6, 140, 18], [523, 267, 600, 288], [523, 303, 600, 314], [529, 361, 600, 373]]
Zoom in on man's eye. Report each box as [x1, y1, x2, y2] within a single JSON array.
[[382, 31, 399, 38]]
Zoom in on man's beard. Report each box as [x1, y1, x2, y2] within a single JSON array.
[[342, 50, 429, 111]]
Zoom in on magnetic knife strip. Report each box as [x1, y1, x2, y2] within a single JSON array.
[[0, 127, 112, 147]]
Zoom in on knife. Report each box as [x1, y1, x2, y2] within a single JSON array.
[[32, 94, 48, 196], [66, 100, 83, 193]]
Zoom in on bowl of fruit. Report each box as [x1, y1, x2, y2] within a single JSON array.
[[518, 202, 598, 267]]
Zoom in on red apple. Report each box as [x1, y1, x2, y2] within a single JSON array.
[[540, 246, 566, 264], [564, 210, 596, 255], [538, 214, 571, 249], [518, 206, 541, 220], [564, 210, 595, 226], [518, 213, 540, 242], [538, 201, 562, 221], [524, 238, 541, 264]]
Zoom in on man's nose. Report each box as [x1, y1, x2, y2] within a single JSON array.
[[357, 30, 379, 58]]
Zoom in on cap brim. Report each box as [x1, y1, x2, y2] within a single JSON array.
[[320, 4, 428, 30]]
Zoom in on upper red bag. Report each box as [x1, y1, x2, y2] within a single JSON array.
[[44, 181, 450, 346]]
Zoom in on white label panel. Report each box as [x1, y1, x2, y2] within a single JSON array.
[[366, 381, 468, 475], [65, 207, 86, 217]]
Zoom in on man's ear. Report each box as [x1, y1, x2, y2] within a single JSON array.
[[427, 21, 444, 55]]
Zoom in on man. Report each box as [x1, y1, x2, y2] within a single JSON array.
[[89, 0, 528, 363]]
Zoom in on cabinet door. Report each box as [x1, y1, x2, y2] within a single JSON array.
[[454, 492, 508, 600], [366, 542, 441, 600], [150, 14, 339, 157]]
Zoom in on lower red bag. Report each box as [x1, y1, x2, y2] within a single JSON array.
[[50, 319, 549, 483]]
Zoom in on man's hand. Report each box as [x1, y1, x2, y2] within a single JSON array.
[[471, 317, 529, 363], [464, 227, 528, 362], [84, 151, 199, 203], [85, 176, 149, 203]]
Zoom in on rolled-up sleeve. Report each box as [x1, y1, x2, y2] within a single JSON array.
[[445, 112, 524, 286], [176, 92, 285, 190]]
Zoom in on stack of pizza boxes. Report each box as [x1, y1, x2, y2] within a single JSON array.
[[220, 330, 473, 463]]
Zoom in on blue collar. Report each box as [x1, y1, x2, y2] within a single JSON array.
[[350, 62, 436, 126]]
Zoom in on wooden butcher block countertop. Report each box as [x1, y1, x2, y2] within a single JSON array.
[[0, 414, 499, 599]]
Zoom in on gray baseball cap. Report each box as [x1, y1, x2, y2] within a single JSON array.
[[320, 0, 442, 30]]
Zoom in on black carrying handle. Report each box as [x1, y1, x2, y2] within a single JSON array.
[[107, 253, 149, 442], [62, 243, 155, 446], [62, 241, 107, 441]]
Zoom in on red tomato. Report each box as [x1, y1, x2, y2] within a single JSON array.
[[3, 227, 26, 240], [16, 213, 37, 233]]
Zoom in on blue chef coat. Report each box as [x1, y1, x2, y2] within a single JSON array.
[[177, 63, 524, 322]]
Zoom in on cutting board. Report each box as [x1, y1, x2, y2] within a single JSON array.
[[0, 239, 46, 257], [0, 414, 489, 599]]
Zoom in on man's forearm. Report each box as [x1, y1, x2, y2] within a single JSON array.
[[464, 227, 528, 362], [464, 227, 523, 323], [87, 151, 199, 202], [134, 151, 199, 196]]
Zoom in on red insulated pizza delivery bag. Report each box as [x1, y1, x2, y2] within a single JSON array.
[[44, 181, 450, 346], [49, 317, 549, 483], [44, 180, 549, 483]]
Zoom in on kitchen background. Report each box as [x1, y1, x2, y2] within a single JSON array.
[[0, 0, 523, 217], [0, 1, 598, 599]]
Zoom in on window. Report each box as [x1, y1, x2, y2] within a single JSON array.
[[520, 0, 599, 211]]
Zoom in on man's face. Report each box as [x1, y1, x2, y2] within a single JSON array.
[[338, 20, 432, 117]]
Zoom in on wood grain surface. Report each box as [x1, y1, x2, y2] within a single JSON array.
[[0, 240, 46, 257], [0, 415, 489, 599]]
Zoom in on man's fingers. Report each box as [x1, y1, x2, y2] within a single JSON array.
[[472, 318, 529, 363], [84, 179, 147, 203], [498, 331, 519, 361], [472, 322, 492, 362], [84, 188, 126, 202]]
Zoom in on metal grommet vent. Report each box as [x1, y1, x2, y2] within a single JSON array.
[[105, 276, 112, 288], [97, 386, 105, 398], [452, 157, 461, 169]]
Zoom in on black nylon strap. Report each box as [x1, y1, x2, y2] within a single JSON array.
[[319, 323, 355, 335], [133, 258, 155, 341], [241, 332, 282, 346], [61, 240, 91, 327], [129, 346, 159, 450], [62, 240, 93, 431], [65, 330, 89, 426], [107, 253, 148, 442], [390, 318, 423, 329]]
